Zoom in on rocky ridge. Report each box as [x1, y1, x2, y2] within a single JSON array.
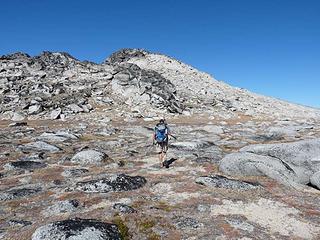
[[1, 48, 320, 121]]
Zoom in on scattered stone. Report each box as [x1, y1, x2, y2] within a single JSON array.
[[197, 204, 210, 213], [75, 174, 146, 193], [70, 150, 108, 165], [52, 179, 63, 186], [50, 108, 61, 119], [36, 132, 68, 142], [19, 141, 61, 152], [98, 117, 111, 124], [42, 199, 80, 216], [9, 122, 28, 127], [195, 175, 260, 190], [20, 153, 45, 161], [82, 104, 93, 113], [11, 112, 25, 121], [143, 117, 154, 122], [62, 168, 89, 178], [173, 217, 203, 229], [68, 104, 83, 113], [36, 131, 78, 142], [226, 218, 254, 233], [28, 105, 42, 115], [32, 218, 121, 240], [96, 128, 117, 136], [250, 133, 284, 142], [113, 203, 136, 214], [1, 48, 320, 240], [4, 161, 47, 171], [55, 131, 79, 140]]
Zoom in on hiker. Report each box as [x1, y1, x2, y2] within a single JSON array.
[[153, 119, 170, 167]]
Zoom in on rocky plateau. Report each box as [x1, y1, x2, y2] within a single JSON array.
[[1, 49, 320, 239]]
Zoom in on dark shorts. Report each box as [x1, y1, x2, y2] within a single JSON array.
[[156, 141, 168, 154]]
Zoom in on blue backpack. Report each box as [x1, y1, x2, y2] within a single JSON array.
[[155, 123, 167, 143]]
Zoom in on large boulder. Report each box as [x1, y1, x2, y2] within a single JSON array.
[[219, 138, 320, 188], [70, 150, 108, 165], [32, 218, 121, 240]]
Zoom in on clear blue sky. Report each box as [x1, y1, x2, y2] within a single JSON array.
[[1, 0, 319, 108]]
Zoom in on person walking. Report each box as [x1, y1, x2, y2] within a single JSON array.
[[153, 119, 170, 167]]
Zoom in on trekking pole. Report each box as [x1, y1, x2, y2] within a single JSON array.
[[170, 135, 177, 140]]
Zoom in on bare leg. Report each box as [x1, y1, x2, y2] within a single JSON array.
[[160, 144, 165, 167], [159, 152, 162, 167], [163, 152, 167, 163], [163, 143, 168, 163]]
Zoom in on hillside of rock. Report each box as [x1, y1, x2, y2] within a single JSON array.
[[1, 48, 320, 122], [1, 49, 320, 240]]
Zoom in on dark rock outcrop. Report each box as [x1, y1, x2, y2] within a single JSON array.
[[106, 48, 148, 65], [8, 219, 32, 227], [0, 187, 42, 201], [4, 161, 47, 170], [32, 218, 121, 240], [196, 175, 260, 190], [112, 63, 183, 113], [75, 174, 146, 193]]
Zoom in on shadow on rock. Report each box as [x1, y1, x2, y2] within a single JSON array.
[[162, 158, 177, 168]]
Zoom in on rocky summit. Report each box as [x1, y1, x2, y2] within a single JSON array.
[[1, 48, 320, 239]]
